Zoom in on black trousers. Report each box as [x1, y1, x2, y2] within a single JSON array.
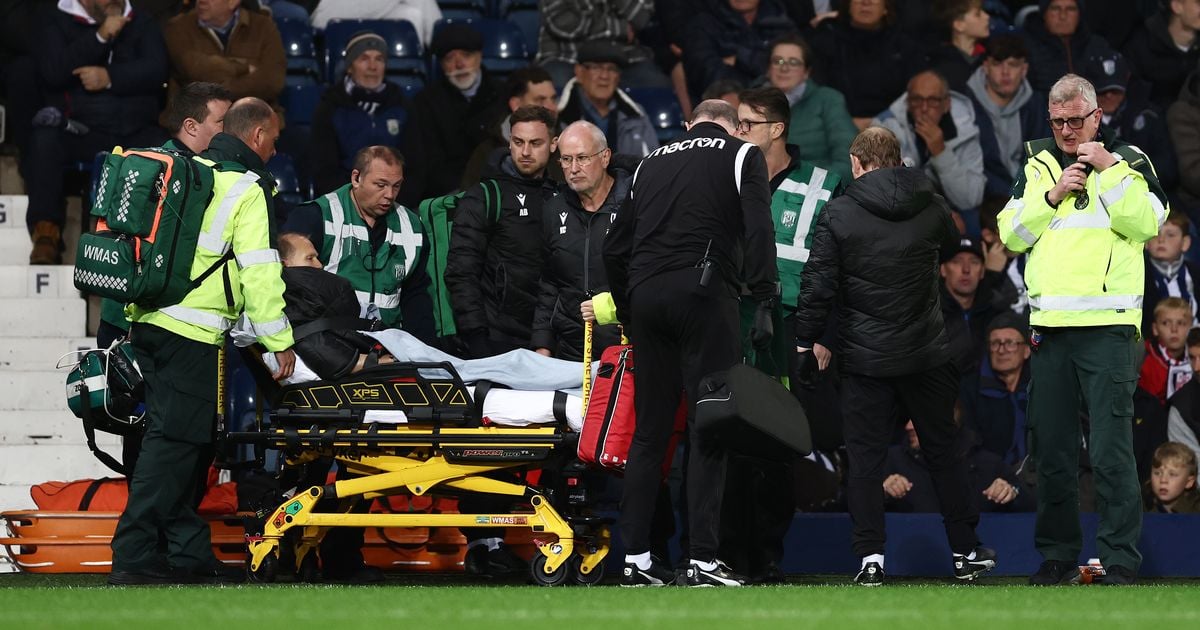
[[620, 267, 741, 562], [841, 362, 980, 557], [718, 454, 795, 576], [23, 124, 164, 232]]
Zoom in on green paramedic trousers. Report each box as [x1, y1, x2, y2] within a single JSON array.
[[1028, 324, 1142, 572], [111, 323, 219, 572]]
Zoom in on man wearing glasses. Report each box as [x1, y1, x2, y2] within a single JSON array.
[[998, 73, 1170, 586], [556, 41, 659, 157], [873, 69, 987, 234]]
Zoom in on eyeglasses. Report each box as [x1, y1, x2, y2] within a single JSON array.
[[1048, 108, 1098, 130], [770, 57, 805, 68], [580, 62, 620, 75], [990, 339, 1027, 351], [736, 119, 783, 134], [559, 149, 607, 167], [908, 95, 948, 108]]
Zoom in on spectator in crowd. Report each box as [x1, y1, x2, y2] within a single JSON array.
[[1170, 68, 1200, 217], [310, 0, 441, 47], [162, 0, 285, 121], [462, 65, 561, 188], [701, 77, 746, 106], [398, 23, 502, 207], [998, 73, 1167, 587], [1144, 211, 1200, 333], [1167, 328, 1200, 457], [940, 236, 1018, 375], [532, 121, 634, 361], [682, 0, 797, 101], [26, 0, 167, 264], [883, 418, 1030, 513], [310, 32, 409, 196], [809, 0, 928, 127], [1122, 0, 1200, 110], [1022, 0, 1116, 93], [960, 313, 1030, 465], [872, 69, 986, 228], [557, 41, 659, 157], [445, 105, 560, 360], [1082, 0, 1158, 50], [537, 0, 668, 89], [1084, 52, 1178, 193], [928, 0, 991, 92], [764, 33, 856, 182], [1138, 298, 1194, 405], [1143, 442, 1200, 512], [965, 34, 1051, 203], [795, 126, 996, 586]]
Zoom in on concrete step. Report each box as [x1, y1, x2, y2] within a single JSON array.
[[0, 410, 91, 442], [0, 265, 79, 298], [0, 337, 95, 372], [0, 374, 74, 411], [0, 484, 36, 512], [0, 228, 30, 265], [0, 443, 118, 488], [0, 195, 27, 229], [0, 298, 87, 337]]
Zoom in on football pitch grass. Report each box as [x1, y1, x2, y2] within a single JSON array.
[[2, 574, 1199, 629]]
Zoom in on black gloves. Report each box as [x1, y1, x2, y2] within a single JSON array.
[[749, 300, 774, 351], [792, 346, 819, 389]]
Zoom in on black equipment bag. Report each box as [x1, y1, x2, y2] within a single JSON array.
[[695, 363, 812, 460]]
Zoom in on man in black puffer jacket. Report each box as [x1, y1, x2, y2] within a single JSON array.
[[794, 126, 996, 586], [445, 105, 561, 359]]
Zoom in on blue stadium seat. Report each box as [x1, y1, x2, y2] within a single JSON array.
[[504, 9, 539, 59], [624, 87, 685, 144], [268, 152, 304, 208], [322, 19, 425, 84], [430, 17, 530, 78], [496, 0, 538, 13], [281, 83, 324, 127], [275, 18, 322, 82], [390, 74, 426, 96], [438, 0, 488, 20]]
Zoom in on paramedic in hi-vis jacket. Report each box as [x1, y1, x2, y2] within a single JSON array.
[[604, 99, 777, 588], [109, 98, 296, 586], [997, 74, 1169, 587]]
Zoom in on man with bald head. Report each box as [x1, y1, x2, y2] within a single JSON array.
[[604, 99, 777, 587], [202, 96, 284, 229], [873, 69, 987, 232]]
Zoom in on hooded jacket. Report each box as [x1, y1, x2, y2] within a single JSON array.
[[1168, 70, 1200, 207], [872, 91, 986, 212], [965, 67, 1051, 199], [1022, 0, 1117, 93], [1122, 10, 1200, 110], [795, 167, 959, 377], [531, 155, 636, 360], [556, 78, 659, 157]]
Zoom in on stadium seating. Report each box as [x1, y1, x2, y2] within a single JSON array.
[[268, 153, 304, 209], [503, 8, 540, 59], [323, 19, 425, 84], [275, 18, 322, 86], [437, 0, 489, 21], [280, 83, 323, 127], [625, 86, 685, 144]]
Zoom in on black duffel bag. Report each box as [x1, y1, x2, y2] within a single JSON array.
[[695, 363, 812, 460]]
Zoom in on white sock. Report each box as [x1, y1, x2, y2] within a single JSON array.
[[862, 554, 885, 569], [954, 550, 977, 560], [695, 559, 718, 571], [626, 552, 651, 570], [466, 539, 488, 551]]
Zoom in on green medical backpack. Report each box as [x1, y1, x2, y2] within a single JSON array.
[[73, 147, 221, 309], [62, 340, 145, 474]]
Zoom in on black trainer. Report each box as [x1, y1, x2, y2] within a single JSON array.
[[682, 559, 746, 587], [464, 543, 528, 578], [1029, 560, 1080, 585], [107, 566, 177, 586], [186, 562, 248, 584], [953, 547, 998, 581], [854, 562, 885, 586], [1098, 565, 1136, 586], [621, 556, 676, 587]]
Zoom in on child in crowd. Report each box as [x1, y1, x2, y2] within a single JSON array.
[[1137, 297, 1194, 404], [1143, 442, 1200, 513], [1144, 211, 1200, 332]]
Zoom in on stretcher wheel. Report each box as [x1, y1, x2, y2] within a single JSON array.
[[296, 551, 320, 583], [249, 553, 279, 583], [570, 555, 604, 586], [530, 552, 570, 587]]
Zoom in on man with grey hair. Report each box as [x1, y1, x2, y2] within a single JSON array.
[[604, 99, 777, 587], [998, 73, 1170, 586]]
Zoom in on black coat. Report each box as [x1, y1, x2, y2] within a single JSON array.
[[1123, 12, 1200, 111], [444, 154, 560, 346], [398, 71, 503, 207], [940, 270, 1018, 376], [531, 157, 636, 360], [1021, 5, 1116, 93], [281, 266, 375, 380], [809, 15, 929, 118], [681, 0, 796, 98], [37, 4, 167, 137], [794, 167, 958, 377]]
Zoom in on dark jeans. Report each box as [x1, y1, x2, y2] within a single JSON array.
[[841, 362, 981, 558], [619, 268, 741, 562], [1029, 325, 1142, 571], [23, 124, 164, 232]]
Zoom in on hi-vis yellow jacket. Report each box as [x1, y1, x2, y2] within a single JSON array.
[[129, 157, 293, 351], [997, 134, 1168, 333]]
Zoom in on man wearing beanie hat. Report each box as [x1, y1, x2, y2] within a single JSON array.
[[556, 41, 660, 157], [163, 0, 285, 120], [939, 234, 1018, 376], [310, 31, 410, 195], [399, 22, 502, 207]]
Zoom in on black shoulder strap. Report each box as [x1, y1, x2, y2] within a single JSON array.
[[551, 391, 570, 427], [292, 316, 383, 341], [78, 380, 130, 476], [78, 477, 117, 510]]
